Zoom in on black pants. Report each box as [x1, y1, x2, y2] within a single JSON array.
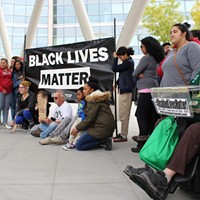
[[135, 93, 160, 136]]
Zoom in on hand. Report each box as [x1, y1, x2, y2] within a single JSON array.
[[2, 89, 7, 94], [139, 73, 144, 78], [70, 128, 78, 137], [113, 52, 117, 58]]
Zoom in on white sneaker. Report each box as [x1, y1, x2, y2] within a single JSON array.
[[62, 143, 75, 151], [4, 124, 12, 129]]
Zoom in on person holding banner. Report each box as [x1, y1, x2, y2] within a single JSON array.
[[124, 23, 200, 199], [112, 46, 135, 142]]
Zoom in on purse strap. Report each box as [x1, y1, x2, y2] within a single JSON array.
[[174, 52, 188, 85]]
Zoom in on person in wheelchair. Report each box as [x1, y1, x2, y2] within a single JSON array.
[[124, 122, 200, 200], [124, 23, 200, 200]]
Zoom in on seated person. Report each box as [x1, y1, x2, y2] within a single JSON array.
[[12, 80, 36, 132], [124, 121, 200, 199], [37, 90, 73, 138], [71, 76, 115, 151], [39, 87, 85, 145]]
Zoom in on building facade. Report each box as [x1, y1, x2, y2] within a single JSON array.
[[0, 0, 197, 59]]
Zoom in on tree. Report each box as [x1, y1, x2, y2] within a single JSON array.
[[142, 0, 184, 43], [191, 1, 200, 29]]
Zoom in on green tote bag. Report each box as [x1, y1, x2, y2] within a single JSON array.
[[139, 116, 179, 170]]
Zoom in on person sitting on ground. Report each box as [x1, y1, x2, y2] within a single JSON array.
[[71, 76, 115, 151], [29, 90, 51, 136], [39, 87, 85, 146], [12, 80, 36, 131], [38, 90, 73, 139]]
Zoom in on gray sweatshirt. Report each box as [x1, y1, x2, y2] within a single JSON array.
[[132, 54, 158, 90], [161, 42, 200, 87]]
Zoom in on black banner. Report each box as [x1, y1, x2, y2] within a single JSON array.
[[24, 37, 115, 102]]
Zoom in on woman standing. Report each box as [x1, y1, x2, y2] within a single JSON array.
[[10, 60, 24, 126], [14, 80, 36, 130], [0, 58, 13, 128], [132, 37, 165, 152], [112, 47, 135, 142]]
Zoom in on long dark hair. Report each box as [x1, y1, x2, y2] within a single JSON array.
[[13, 60, 24, 73], [141, 36, 165, 63]]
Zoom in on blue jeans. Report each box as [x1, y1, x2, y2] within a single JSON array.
[[39, 121, 58, 138], [0, 92, 12, 124], [75, 132, 101, 151], [15, 110, 33, 124]]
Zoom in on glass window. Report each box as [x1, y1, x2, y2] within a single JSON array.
[[64, 37, 76, 44], [112, 14, 124, 21], [41, 6, 48, 16], [13, 27, 26, 36], [112, 3, 123, 14], [37, 28, 48, 36], [4, 15, 13, 23], [65, 6, 75, 16], [13, 15, 26, 23], [12, 36, 23, 48], [14, 5, 26, 15], [64, 27, 75, 36], [100, 26, 113, 37], [66, 16, 76, 23], [36, 37, 48, 47], [2, 3, 14, 15], [99, 3, 111, 14], [39, 16, 48, 24], [14, 0, 26, 4], [89, 15, 99, 22], [25, 6, 33, 16], [123, 2, 132, 13], [87, 3, 99, 14], [100, 14, 112, 22], [56, 5, 64, 16]]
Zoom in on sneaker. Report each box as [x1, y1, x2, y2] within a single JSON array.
[[21, 123, 29, 131], [123, 165, 154, 177], [113, 133, 122, 139], [62, 143, 75, 151], [4, 124, 12, 129], [130, 170, 168, 200], [39, 137, 52, 145], [131, 142, 145, 153], [29, 121, 35, 129], [49, 136, 66, 145], [31, 128, 42, 137], [113, 134, 127, 142], [132, 135, 150, 142], [101, 137, 112, 151]]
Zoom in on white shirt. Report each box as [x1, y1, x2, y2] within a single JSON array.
[[53, 101, 73, 121]]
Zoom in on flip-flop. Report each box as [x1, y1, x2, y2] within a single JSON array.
[[129, 173, 163, 200]]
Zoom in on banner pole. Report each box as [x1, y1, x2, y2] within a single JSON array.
[[23, 34, 26, 75], [113, 18, 118, 137]]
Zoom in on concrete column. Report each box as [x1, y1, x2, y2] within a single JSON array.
[[48, 0, 53, 46], [116, 0, 149, 49], [72, 0, 95, 41], [0, 6, 12, 61], [25, 0, 44, 49]]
